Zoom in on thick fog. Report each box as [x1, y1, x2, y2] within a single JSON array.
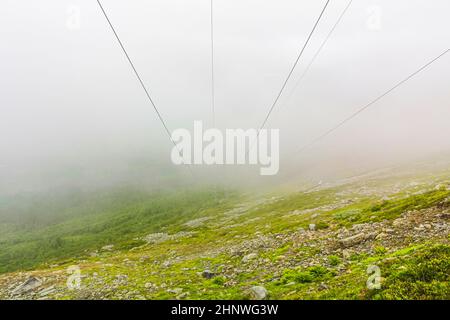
[[1, 0, 449, 194]]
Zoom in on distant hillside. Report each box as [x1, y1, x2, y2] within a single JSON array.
[[0, 166, 449, 300]]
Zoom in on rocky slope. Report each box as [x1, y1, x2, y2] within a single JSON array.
[[1, 169, 449, 300]]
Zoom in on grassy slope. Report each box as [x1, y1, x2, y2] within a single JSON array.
[[0, 188, 238, 273], [0, 170, 449, 300]]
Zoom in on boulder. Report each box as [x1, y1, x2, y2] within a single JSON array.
[[201, 270, 215, 279], [11, 277, 42, 295], [248, 286, 268, 300], [339, 232, 376, 248]]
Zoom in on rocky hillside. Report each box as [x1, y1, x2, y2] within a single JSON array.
[[1, 168, 449, 300]]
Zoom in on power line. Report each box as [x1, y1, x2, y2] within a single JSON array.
[[245, 0, 330, 156], [96, 0, 176, 148], [281, 0, 353, 114], [293, 48, 450, 155], [96, 0, 193, 175], [257, 0, 331, 132], [210, 0, 216, 127]]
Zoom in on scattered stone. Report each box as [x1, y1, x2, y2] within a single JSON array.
[[339, 232, 376, 248], [414, 224, 425, 231], [375, 233, 387, 240], [143, 233, 170, 244], [38, 286, 56, 297], [318, 283, 329, 291], [144, 282, 154, 289], [11, 277, 42, 295], [248, 286, 268, 300], [342, 249, 353, 260], [176, 292, 189, 299], [437, 213, 450, 220], [167, 288, 183, 295], [184, 217, 211, 228], [242, 253, 258, 263], [143, 231, 195, 244], [202, 270, 215, 279], [101, 245, 114, 251]]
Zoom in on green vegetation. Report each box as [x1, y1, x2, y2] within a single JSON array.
[[370, 245, 450, 300], [0, 170, 449, 300], [0, 187, 237, 273], [328, 255, 342, 266], [332, 188, 450, 226], [279, 266, 335, 285]]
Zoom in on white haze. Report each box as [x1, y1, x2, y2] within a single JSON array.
[[0, 0, 449, 194]]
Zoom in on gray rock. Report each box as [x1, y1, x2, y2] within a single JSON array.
[[101, 244, 114, 251], [11, 277, 42, 295], [202, 270, 215, 279], [176, 292, 189, 299], [38, 286, 56, 297], [144, 282, 155, 289], [375, 232, 387, 240], [318, 282, 329, 291], [167, 288, 183, 295], [242, 253, 258, 263], [339, 232, 376, 248], [437, 213, 450, 220], [248, 286, 268, 300]]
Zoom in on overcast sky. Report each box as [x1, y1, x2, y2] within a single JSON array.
[[1, 0, 449, 193]]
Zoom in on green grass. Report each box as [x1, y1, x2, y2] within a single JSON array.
[[278, 266, 336, 285], [332, 188, 450, 226], [369, 244, 450, 300], [0, 187, 238, 274], [0, 171, 449, 300]]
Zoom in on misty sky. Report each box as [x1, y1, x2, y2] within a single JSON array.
[[1, 0, 449, 193]]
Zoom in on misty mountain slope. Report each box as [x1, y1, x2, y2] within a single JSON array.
[[0, 168, 449, 300], [0, 188, 238, 274]]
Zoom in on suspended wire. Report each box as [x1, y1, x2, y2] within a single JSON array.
[[96, 0, 193, 174], [257, 0, 331, 132], [280, 0, 353, 114], [293, 48, 450, 155], [210, 0, 219, 201], [246, 0, 331, 156], [210, 0, 216, 127], [97, 1, 175, 147]]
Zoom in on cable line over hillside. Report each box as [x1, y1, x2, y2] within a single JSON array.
[[210, 0, 216, 128], [96, 1, 175, 148], [256, 0, 331, 133], [246, 0, 330, 156], [292, 48, 450, 156], [280, 0, 353, 115], [96, 0, 193, 174]]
